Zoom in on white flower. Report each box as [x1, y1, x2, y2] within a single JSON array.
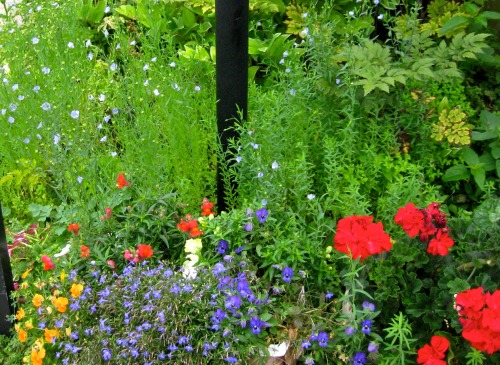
[[378, 14, 384, 20], [302, 12, 308, 18], [85, 39, 92, 47], [100, 136, 107, 142], [2, 78, 8, 84], [290, 89, 296, 96], [36, 134, 41, 140], [183, 254, 199, 279], [250, 142, 259, 149], [67, 42, 74, 48], [0, 109, 5, 115], [9, 104, 16, 111], [143, 64, 149, 71], [144, 79, 149, 86], [153, 88, 160, 96], [258, 172, 264, 178], [33, 85, 40, 92], [8, 116, 14, 123], [41, 102, 51, 110], [272, 161, 279, 170], [307, 194, 316, 200], [23, 138, 30, 144], [115, 43, 121, 50], [70, 110, 79, 119], [42, 67, 50, 74], [112, 108, 119, 114], [88, 94, 95, 100], [262, 199, 268, 206], [54, 243, 71, 258], [53, 134, 61, 144], [172, 83, 180, 91], [185, 238, 203, 255], [194, 85, 201, 91], [349, 11, 355, 17], [110, 62, 118, 71], [18, 95, 24, 101], [130, 40, 137, 46], [283, 51, 289, 57], [25, 71, 30, 75], [12, 83, 18, 91], [336, 78, 341, 85], [105, 6, 111, 13], [103, 29, 109, 38], [300, 28, 309, 37], [88, 52, 93, 61], [77, 176, 83, 184], [374, 0, 380, 5], [37, 122, 42, 129], [98, 94, 106, 102], [236, 156, 242, 163], [285, 68, 291, 73], [104, 115, 111, 122], [151, 57, 157, 62], [169, 61, 176, 67], [32, 37, 39, 44], [97, 123, 102, 129], [110, 151, 117, 157], [279, 58, 285, 64]]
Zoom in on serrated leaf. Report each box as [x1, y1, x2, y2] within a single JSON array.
[[442, 164, 470, 182]]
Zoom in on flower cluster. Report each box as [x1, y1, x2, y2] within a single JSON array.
[[177, 215, 203, 237], [333, 215, 392, 260], [416, 335, 450, 365], [41, 254, 55, 271], [201, 197, 215, 216], [67, 223, 80, 236], [123, 244, 154, 263], [7, 224, 37, 255], [455, 287, 500, 354], [394, 203, 454, 256], [116, 173, 130, 189]]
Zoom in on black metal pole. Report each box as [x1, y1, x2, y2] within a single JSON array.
[[215, 0, 249, 213], [0, 203, 14, 336]]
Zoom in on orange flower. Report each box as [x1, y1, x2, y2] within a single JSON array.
[[53, 297, 69, 313], [137, 244, 154, 260], [18, 327, 28, 343], [32, 294, 44, 308], [116, 173, 130, 188], [30, 344, 46, 365], [67, 223, 80, 235], [80, 245, 90, 258], [44, 328, 60, 343], [16, 308, 25, 321], [201, 198, 215, 216], [70, 283, 84, 299]]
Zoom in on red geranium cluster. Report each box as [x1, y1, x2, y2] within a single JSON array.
[[333, 215, 392, 260], [455, 287, 500, 354], [417, 335, 450, 365], [124, 244, 154, 263], [394, 202, 454, 256]]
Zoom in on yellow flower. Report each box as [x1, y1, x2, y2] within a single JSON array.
[[32, 294, 44, 308], [24, 320, 33, 330], [53, 297, 69, 313], [44, 328, 60, 343], [60, 270, 66, 282], [65, 327, 71, 337], [16, 308, 25, 321], [20, 282, 29, 289], [46, 306, 53, 315], [18, 327, 28, 343], [21, 268, 32, 279], [70, 283, 84, 299]]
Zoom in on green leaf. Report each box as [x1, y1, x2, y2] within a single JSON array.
[[479, 153, 496, 172], [447, 278, 470, 294], [471, 130, 497, 141], [463, 147, 480, 166], [442, 164, 470, 182], [439, 16, 470, 36], [471, 168, 486, 189], [115, 5, 137, 19], [481, 11, 500, 20]]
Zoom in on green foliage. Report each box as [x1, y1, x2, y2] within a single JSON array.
[[380, 312, 416, 365]]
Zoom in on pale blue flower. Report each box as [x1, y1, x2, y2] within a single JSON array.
[[70, 110, 79, 119]]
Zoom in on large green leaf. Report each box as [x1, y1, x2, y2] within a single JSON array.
[[442, 164, 470, 182], [439, 16, 470, 36]]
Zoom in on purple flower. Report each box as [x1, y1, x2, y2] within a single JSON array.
[[361, 319, 372, 335], [255, 208, 269, 223], [217, 240, 229, 254], [225, 295, 242, 311], [362, 301, 376, 312], [282, 267, 293, 283], [102, 349, 112, 361], [368, 342, 379, 352], [249, 316, 269, 335], [244, 222, 253, 231], [305, 358, 315, 365], [345, 326, 356, 335], [225, 356, 238, 363], [301, 340, 312, 349], [213, 262, 226, 276], [235, 246, 244, 254], [325, 292, 334, 300], [317, 332, 329, 347], [352, 352, 367, 365]]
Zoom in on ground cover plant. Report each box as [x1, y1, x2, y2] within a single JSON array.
[[0, 0, 499, 364]]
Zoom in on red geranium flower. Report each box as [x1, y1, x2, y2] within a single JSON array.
[[80, 245, 90, 258], [426, 229, 454, 256], [67, 223, 80, 236], [417, 336, 449, 365], [137, 244, 154, 260], [333, 215, 392, 260], [394, 203, 425, 238], [41, 255, 55, 271], [116, 173, 130, 189]]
